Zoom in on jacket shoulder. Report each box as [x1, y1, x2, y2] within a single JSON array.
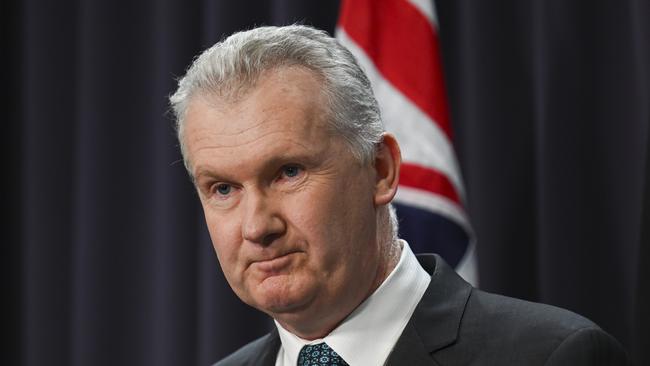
[[406, 254, 628, 365], [439, 288, 627, 365], [543, 326, 629, 365], [213, 332, 279, 366], [467, 288, 597, 335]]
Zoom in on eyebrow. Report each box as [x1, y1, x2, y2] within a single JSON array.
[[192, 150, 323, 184]]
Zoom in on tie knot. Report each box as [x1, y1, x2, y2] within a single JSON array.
[[297, 342, 348, 366]]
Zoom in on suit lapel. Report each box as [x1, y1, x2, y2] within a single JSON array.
[[386, 254, 472, 366], [386, 322, 443, 366], [251, 329, 281, 366]]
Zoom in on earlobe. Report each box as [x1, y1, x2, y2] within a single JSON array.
[[374, 133, 401, 206]]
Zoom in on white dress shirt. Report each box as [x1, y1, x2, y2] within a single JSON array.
[[274, 240, 431, 366]]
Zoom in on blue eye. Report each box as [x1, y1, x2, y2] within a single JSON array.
[[283, 166, 301, 178], [215, 184, 231, 195]]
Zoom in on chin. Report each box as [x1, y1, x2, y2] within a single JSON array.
[[251, 278, 316, 315]]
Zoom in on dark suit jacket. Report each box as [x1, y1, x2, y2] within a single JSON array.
[[214, 254, 629, 365]]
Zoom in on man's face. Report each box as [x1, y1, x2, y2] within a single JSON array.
[[183, 67, 387, 336]]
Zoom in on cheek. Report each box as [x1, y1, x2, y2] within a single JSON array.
[[203, 209, 243, 274], [287, 182, 373, 260]]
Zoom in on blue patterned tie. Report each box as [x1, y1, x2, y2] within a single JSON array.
[[297, 342, 349, 366]]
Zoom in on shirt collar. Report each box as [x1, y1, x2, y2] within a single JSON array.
[[275, 240, 431, 366]]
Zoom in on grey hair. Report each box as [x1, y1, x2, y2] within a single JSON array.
[[169, 24, 385, 168], [169, 24, 398, 242]]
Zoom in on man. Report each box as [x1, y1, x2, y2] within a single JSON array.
[[170, 25, 628, 366]]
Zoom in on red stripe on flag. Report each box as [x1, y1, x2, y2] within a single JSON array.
[[338, 0, 452, 138], [399, 163, 461, 205]]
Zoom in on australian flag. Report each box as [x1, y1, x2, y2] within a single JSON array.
[[337, 0, 478, 285]]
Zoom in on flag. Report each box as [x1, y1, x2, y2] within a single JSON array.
[[336, 0, 478, 285]]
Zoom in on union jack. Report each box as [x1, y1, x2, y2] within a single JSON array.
[[337, 0, 478, 285]]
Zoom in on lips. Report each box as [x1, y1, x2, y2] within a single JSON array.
[[252, 251, 300, 273]]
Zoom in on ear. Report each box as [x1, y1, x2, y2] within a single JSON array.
[[374, 132, 401, 206]]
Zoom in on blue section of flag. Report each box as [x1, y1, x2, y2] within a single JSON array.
[[394, 203, 469, 267]]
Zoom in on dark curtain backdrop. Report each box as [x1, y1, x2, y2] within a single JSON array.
[[4, 0, 648, 365]]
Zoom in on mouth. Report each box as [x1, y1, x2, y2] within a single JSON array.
[[252, 251, 300, 274]]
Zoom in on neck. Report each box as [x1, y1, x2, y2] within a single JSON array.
[[277, 240, 402, 340]]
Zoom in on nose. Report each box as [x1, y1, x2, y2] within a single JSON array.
[[241, 189, 286, 246]]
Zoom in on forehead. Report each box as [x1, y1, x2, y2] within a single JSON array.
[[183, 67, 338, 174]]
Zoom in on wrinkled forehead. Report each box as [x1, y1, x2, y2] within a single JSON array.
[[181, 66, 345, 173]]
